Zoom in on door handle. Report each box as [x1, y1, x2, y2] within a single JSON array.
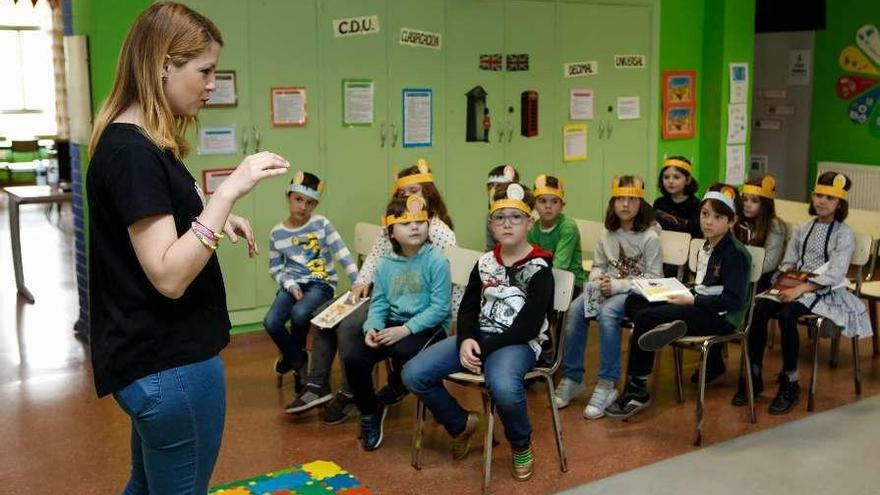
[[507, 120, 514, 142], [606, 121, 613, 140], [391, 123, 399, 147], [253, 126, 261, 152], [380, 122, 387, 147], [241, 126, 249, 154], [598, 120, 605, 139]]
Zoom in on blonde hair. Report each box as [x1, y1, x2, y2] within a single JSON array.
[[89, 2, 223, 159]]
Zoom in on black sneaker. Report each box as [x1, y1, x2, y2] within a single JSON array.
[[376, 383, 408, 406], [284, 383, 333, 414], [768, 374, 799, 415], [320, 391, 356, 425], [731, 373, 764, 407], [638, 320, 687, 351], [359, 405, 388, 451], [605, 385, 652, 420]]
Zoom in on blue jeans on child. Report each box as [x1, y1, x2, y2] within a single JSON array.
[[561, 292, 628, 384], [263, 281, 335, 364], [113, 355, 226, 495], [402, 335, 537, 450]]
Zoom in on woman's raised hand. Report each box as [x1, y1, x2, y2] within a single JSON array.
[[216, 151, 289, 201]]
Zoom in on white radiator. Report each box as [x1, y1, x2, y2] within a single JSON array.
[[816, 161, 880, 211]]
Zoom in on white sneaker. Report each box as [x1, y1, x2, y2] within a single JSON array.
[[554, 377, 586, 409], [583, 379, 619, 419]]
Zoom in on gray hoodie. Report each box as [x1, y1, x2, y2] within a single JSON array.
[[589, 226, 663, 295]]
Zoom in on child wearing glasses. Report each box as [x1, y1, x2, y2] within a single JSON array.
[[403, 183, 554, 481]]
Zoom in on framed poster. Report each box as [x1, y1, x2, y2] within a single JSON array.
[[271, 87, 307, 127], [402, 88, 432, 147], [662, 105, 695, 139], [202, 168, 236, 195], [662, 70, 696, 105], [206, 71, 237, 107], [342, 79, 374, 127]]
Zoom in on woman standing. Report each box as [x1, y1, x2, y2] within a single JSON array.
[[86, 3, 289, 492]]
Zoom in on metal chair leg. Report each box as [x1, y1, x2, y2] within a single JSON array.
[[742, 339, 757, 424], [853, 336, 862, 395], [482, 399, 494, 495], [808, 319, 822, 412], [672, 346, 684, 404], [694, 344, 709, 446], [870, 303, 879, 356], [412, 399, 426, 470], [544, 376, 567, 472], [829, 336, 840, 369]]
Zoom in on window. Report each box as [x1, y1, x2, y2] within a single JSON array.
[[0, 0, 57, 139]]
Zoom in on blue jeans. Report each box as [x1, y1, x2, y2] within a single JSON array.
[[263, 281, 335, 364], [561, 292, 627, 383], [113, 355, 226, 495], [402, 335, 536, 450]]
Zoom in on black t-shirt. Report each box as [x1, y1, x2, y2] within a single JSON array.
[[653, 194, 703, 239], [86, 123, 230, 397]]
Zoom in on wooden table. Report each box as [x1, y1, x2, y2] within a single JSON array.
[[4, 185, 72, 303]]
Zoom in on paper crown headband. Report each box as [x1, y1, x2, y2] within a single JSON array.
[[813, 173, 849, 200], [490, 183, 532, 215], [742, 176, 776, 199], [662, 157, 692, 174], [393, 158, 434, 192], [487, 165, 517, 185], [611, 176, 645, 198], [288, 171, 325, 200], [533, 174, 565, 199], [703, 186, 737, 213], [384, 195, 429, 227]]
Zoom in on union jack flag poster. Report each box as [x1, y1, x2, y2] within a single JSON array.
[[479, 53, 502, 71], [506, 53, 529, 72]]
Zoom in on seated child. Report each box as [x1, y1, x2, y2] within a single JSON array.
[[605, 184, 750, 419], [343, 195, 451, 450], [263, 172, 358, 412], [527, 174, 586, 290], [653, 156, 702, 239], [736, 175, 786, 292], [403, 183, 554, 482], [735, 172, 873, 414], [554, 176, 662, 419]]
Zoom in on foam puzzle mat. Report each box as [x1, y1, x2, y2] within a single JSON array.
[[210, 460, 375, 495]]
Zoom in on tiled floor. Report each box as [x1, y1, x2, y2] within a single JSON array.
[[1, 194, 878, 494]]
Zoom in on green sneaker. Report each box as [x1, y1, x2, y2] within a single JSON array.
[[511, 445, 534, 481]]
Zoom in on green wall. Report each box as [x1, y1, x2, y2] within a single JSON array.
[[660, 0, 755, 193], [809, 0, 880, 189]]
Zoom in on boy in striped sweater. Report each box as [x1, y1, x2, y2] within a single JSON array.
[[263, 172, 358, 411]]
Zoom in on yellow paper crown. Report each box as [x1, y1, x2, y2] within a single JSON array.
[[393, 158, 435, 192], [490, 183, 532, 215], [662, 157, 692, 174], [533, 174, 565, 199], [813, 173, 848, 200], [384, 195, 429, 226], [611, 176, 645, 198], [742, 175, 776, 199], [288, 170, 325, 200], [703, 186, 738, 213]]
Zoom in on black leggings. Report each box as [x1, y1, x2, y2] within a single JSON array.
[[748, 298, 811, 373], [343, 324, 444, 415]]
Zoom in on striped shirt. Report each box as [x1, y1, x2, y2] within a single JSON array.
[[268, 215, 358, 292]]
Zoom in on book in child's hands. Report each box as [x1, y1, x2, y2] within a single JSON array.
[[311, 291, 369, 329], [631, 277, 692, 302], [758, 270, 814, 301]]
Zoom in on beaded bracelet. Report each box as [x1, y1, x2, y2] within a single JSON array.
[[193, 218, 225, 242], [191, 222, 218, 250]]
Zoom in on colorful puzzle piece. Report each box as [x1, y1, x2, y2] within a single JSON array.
[[209, 462, 370, 495], [836, 75, 879, 99], [847, 86, 880, 124], [856, 24, 880, 66], [839, 46, 880, 76]]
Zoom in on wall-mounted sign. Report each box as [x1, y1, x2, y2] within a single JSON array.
[[399, 28, 441, 49], [754, 119, 783, 131], [614, 54, 646, 69], [569, 89, 594, 120], [198, 126, 236, 155], [333, 15, 379, 38], [564, 61, 598, 78], [563, 123, 587, 162], [787, 49, 811, 86], [202, 168, 236, 195], [271, 87, 307, 127], [764, 103, 795, 116], [757, 88, 787, 99], [402, 88, 432, 147], [342, 79, 374, 127]]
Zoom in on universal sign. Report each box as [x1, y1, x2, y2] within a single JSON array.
[[399, 28, 441, 50], [564, 61, 598, 78], [333, 15, 380, 38], [614, 54, 646, 69]]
